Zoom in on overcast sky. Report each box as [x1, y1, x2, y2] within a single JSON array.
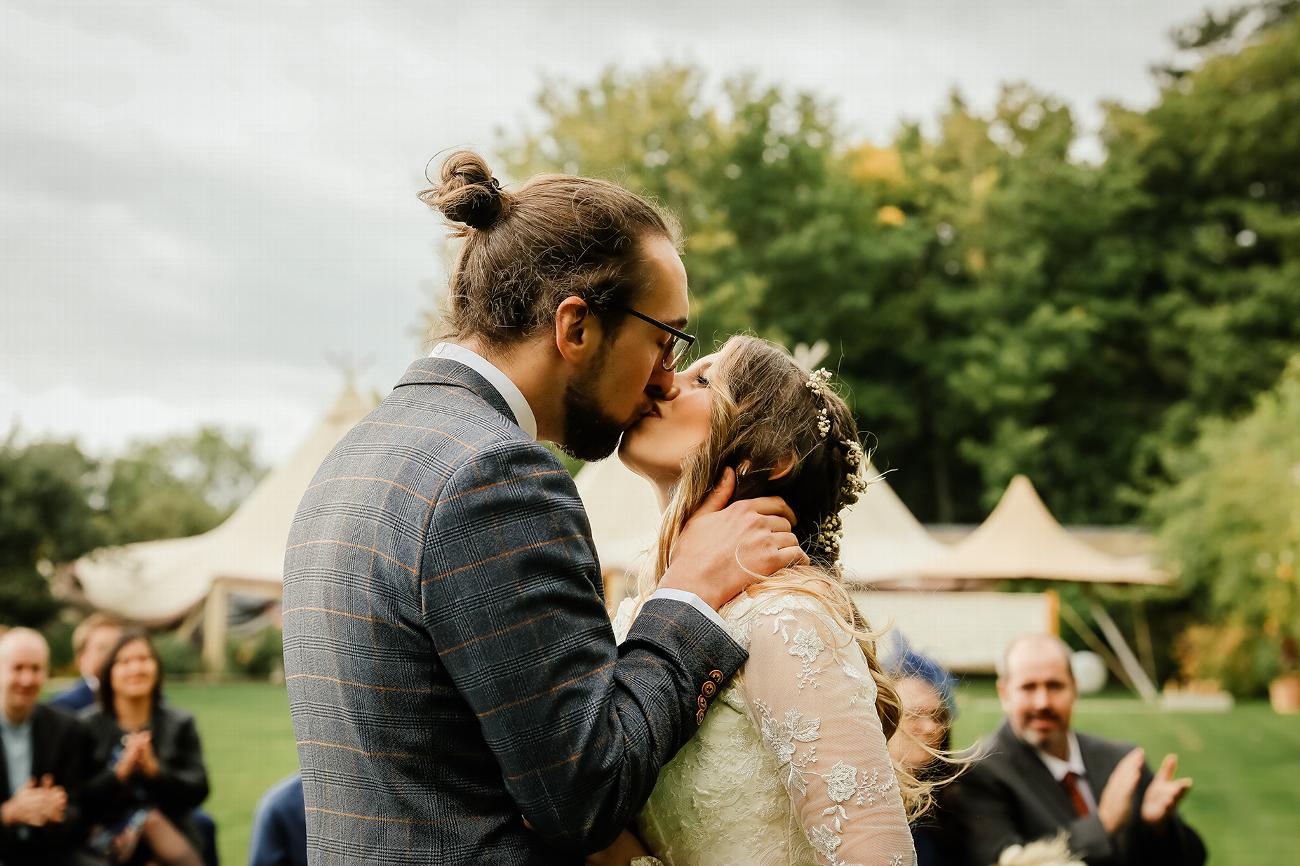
[[1, 0, 1223, 462]]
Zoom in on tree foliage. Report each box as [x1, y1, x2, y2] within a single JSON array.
[[495, 6, 1300, 526], [0, 427, 265, 628], [1151, 358, 1300, 695]]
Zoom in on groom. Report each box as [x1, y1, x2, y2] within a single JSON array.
[[283, 154, 801, 866]]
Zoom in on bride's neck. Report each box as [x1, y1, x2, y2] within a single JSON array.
[[654, 481, 673, 512]]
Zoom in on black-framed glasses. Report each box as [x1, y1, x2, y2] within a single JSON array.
[[620, 306, 696, 371]]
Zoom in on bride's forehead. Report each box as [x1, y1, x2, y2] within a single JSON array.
[[684, 352, 720, 374]]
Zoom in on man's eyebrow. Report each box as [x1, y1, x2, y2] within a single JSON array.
[[666, 317, 688, 329]]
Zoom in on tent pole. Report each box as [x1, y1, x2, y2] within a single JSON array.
[[1058, 600, 1135, 693], [1133, 600, 1158, 685], [1085, 590, 1159, 704], [202, 579, 228, 674]]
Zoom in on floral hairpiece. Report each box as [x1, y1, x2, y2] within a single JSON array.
[[809, 512, 843, 561], [842, 438, 868, 498], [806, 368, 834, 438]]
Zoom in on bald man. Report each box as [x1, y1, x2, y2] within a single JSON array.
[[956, 634, 1206, 866], [0, 628, 100, 866]]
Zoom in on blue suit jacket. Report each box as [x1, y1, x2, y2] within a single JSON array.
[[283, 357, 747, 865], [48, 678, 95, 713], [249, 774, 306, 866]]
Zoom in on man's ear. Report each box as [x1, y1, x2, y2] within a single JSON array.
[[554, 295, 603, 365]]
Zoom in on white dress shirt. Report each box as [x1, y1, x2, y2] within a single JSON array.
[[1035, 732, 1099, 813], [1, 712, 34, 799], [428, 343, 726, 631]]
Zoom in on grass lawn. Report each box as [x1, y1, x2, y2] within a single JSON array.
[[161, 680, 1298, 866]]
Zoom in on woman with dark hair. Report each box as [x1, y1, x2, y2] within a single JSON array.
[[82, 631, 208, 866]]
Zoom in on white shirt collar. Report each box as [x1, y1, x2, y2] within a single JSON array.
[[429, 342, 538, 440], [1035, 732, 1087, 782]]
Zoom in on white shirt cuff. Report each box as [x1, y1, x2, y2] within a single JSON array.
[[647, 588, 729, 631]]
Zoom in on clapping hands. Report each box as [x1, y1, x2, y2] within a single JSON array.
[[1140, 753, 1193, 825], [114, 731, 160, 781], [0, 775, 67, 827], [1098, 748, 1193, 834]]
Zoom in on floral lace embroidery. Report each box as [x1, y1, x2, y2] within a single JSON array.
[[789, 627, 828, 689], [820, 761, 901, 831], [754, 699, 820, 796]]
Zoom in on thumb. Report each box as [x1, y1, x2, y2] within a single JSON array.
[[697, 467, 736, 515]]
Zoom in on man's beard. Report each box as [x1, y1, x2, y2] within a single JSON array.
[[558, 353, 630, 462]]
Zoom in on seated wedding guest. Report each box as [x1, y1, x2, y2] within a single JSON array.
[[887, 636, 965, 866], [957, 634, 1205, 866], [83, 631, 209, 866], [54, 618, 218, 866], [52, 614, 123, 713], [0, 628, 100, 866], [247, 774, 306, 866]]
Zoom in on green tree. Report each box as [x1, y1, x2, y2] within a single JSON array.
[[0, 435, 105, 627], [1150, 357, 1300, 696], [102, 426, 265, 544]]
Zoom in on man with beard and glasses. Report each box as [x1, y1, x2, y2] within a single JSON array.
[[282, 151, 804, 866], [956, 635, 1206, 866]]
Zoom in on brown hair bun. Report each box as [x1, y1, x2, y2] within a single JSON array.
[[423, 150, 508, 231]]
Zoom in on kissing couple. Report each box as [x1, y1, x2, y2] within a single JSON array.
[[283, 152, 921, 866]]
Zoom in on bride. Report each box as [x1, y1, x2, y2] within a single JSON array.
[[592, 335, 922, 866]]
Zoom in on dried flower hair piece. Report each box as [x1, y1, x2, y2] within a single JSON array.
[[809, 512, 844, 561], [805, 367, 833, 396]]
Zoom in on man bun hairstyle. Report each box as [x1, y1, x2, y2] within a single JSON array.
[[418, 150, 682, 349], [425, 151, 509, 231]]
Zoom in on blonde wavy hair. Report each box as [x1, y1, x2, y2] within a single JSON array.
[[632, 334, 940, 818]]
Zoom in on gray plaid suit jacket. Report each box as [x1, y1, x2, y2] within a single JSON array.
[[283, 356, 747, 865]]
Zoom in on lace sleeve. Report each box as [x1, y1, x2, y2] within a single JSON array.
[[738, 600, 916, 866]]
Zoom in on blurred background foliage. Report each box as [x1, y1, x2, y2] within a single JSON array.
[[497, 3, 1300, 530]]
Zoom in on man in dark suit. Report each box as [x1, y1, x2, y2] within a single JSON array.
[[958, 634, 1206, 866], [283, 155, 802, 865], [48, 614, 122, 713], [0, 628, 100, 866]]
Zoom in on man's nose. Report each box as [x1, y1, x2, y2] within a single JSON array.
[[647, 365, 679, 401]]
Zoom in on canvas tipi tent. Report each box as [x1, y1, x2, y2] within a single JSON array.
[[573, 456, 947, 600], [73, 384, 377, 661]]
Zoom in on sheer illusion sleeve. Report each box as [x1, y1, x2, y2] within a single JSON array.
[[738, 598, 916, 866]]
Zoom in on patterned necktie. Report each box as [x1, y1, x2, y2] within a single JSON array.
[[1061, 771, 1091, 817]]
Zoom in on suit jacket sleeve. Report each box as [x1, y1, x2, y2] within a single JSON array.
[[421, 439, 747, 852], [956, 757, 1116, 866], [142, 712, 210, 811]]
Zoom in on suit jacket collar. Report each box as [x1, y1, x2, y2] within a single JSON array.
[[393, 356, 520, 431], [993, 719, 1082, 825]]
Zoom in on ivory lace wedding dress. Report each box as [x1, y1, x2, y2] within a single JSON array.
[[613, 590, 917, 866]]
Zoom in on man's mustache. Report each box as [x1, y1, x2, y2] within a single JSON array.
[[1027, 710, 1060, 722]]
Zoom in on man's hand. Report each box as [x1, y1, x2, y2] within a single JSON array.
[[1097, 747, 1144, 834], [0, 777, 67, 827], [1141, 754, 1192, 825], [660, 468, 806, 610]]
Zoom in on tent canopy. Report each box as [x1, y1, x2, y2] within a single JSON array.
[[907, 474, 1168, 585], [839, 468, 949, 584], [74, 384, 378, 623], [574, 456, 946, 583]]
